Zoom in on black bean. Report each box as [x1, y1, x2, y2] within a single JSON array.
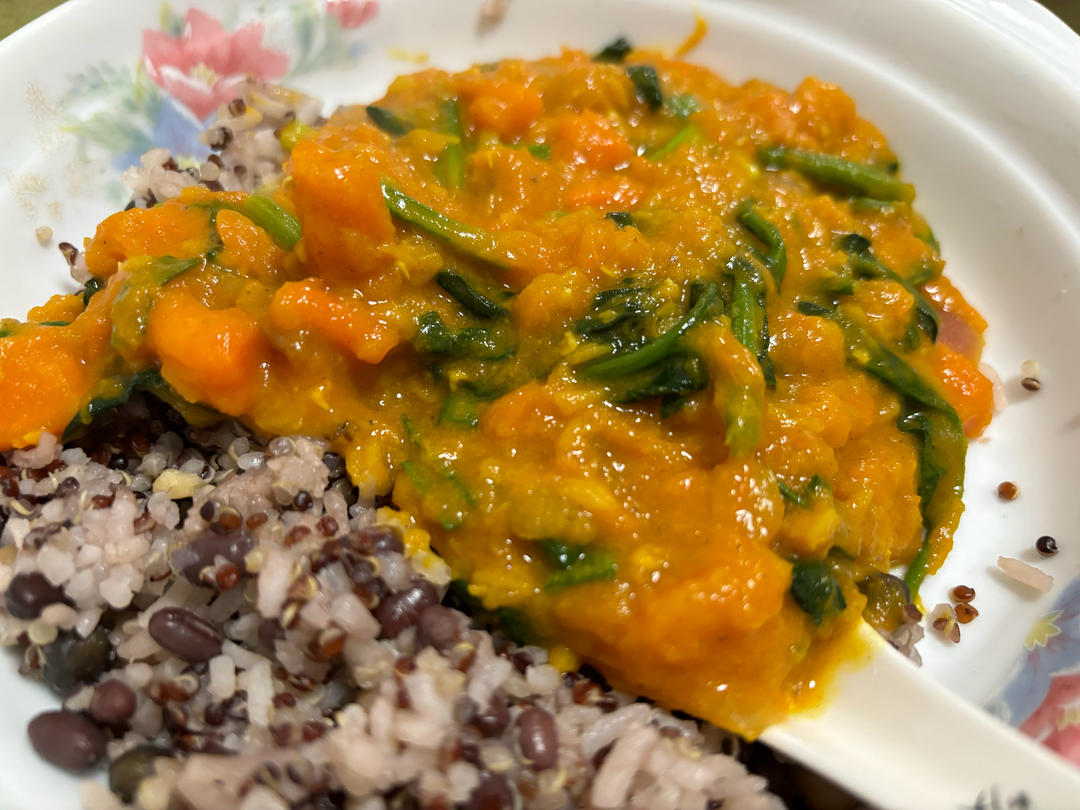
[[203, 701, 228, 727], [89, 679, 137, 724], [5, 571, 66, 619], [510, 650, 533, 674], [43, 625, 113, 695], [148, 607, 223, 663], [27, 710, 106, 771], [309, 791, 348, 810], [176, 530, 254, 583], [323, 452, 346, 479], [342, 553, 377, 585], [55, 476, 80, 497], [1036, 535, 1059, 556], [517, 706, 558, 770], [417, 605, 465, 652], [349, 524, 404, 555], [258, 617, 285, 650], [471, 697, 510, 738], [373, 579, 439, 637], [467, 772, 513, 810], [108, 744, 171, 802]]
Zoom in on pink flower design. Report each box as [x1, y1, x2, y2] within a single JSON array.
[[326, 0, 378, 29], [1020, 670, 1080, 765], [142, 9, 289, 122]]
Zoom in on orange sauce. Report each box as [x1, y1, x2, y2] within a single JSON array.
[[0, 49, 992, 736]]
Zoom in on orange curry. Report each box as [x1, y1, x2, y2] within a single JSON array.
[[0, 47, 993, 736]]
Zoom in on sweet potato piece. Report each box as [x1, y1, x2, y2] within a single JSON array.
[[268, 279, 399, 364], [147, 287, 270, 416]]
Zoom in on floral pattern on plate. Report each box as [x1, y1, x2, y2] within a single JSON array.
[[988, 578, 1080, 766], [62, 1, 376, 181]]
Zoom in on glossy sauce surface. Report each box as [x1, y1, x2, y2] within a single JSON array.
[[0, 49, 994, 736]]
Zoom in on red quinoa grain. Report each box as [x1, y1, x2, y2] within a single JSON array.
[[996, 481, 1019, 501]]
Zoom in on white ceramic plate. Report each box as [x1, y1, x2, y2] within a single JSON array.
[[3, 0, 1080, 807]]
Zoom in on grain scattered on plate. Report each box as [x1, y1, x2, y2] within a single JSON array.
[[996, 556, 1054, 593]]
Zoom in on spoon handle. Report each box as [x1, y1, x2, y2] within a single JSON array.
[[762, 624, 1080, 810]]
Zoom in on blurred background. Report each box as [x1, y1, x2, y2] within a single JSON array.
[[2, 0, 1079, 39]]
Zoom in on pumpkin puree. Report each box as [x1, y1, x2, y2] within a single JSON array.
[[0, 49, 993, 737]]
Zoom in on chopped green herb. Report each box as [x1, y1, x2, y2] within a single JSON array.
[[897, 408, 965, 594], [414, 312, 456, 355], [443, 580, 536, 645], [575, 282, 657, 355], [594, 36, 633, 63], [366, 104, 412, 136], [579, 282, 718, 380], [907, 261, 937, 287], [382, 180, 511, 269], [605, 211, 635, 229], [626, 65, 663, 111], [790, 559, 847, 625], [537, 540, 617, 591], [38, 321, 71, 327], [778, 475, 830, 508], [796, 300, 834, 318], [63, 369, 166, 441], [82, 277, 104, 306], [439, 390, 483, 428], [526, 143, 552, 160], [735, 201, 787, 287], [435, 270, 507, 320], [454, 326, 515, 361], [110, 256, 202, 355], [649, 124, 698, 161], [240, 196, 302, 250], [759, 145, 915, 203], [399, 417, 477, 531], [612, 351, 708, 411], [727, 257, 775, 387], [837, 233, 939, 342], [667, 93, 701, 119], [724, 386, 762, 458], [435, 100, 467, 190]]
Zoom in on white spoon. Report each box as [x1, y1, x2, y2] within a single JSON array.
[[762, 623, 1080, 810]]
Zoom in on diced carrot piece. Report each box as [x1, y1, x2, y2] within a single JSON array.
[[0, 331, 97, 448], [553, 111, 634, 170], [214, 208, 285, 281], [147, 287, 270, 415], [931, 343, 994, 438], [289, 139, 394, 242], [268, 279, 399, 364], [83, 201, 213, 278], [0, 283, 118, 448], [464, 78, 543, 140], [288, 139, 396, 280]]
